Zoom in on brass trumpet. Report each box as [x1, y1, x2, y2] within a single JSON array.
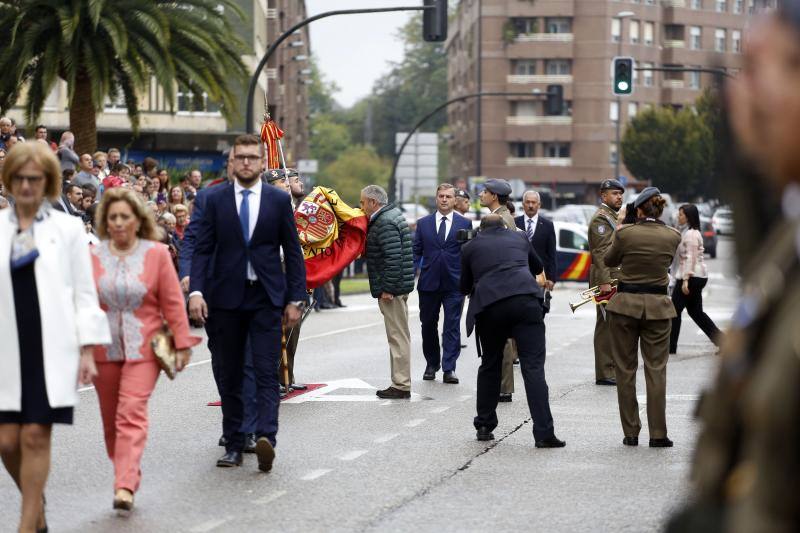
[[569, 279, 618, 313]]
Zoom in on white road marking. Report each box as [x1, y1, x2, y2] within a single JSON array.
[[380, 400, 393, 406], [374, 433, 400, 444], [339, 450, 368, 461], [301, 469, 332, 481], [253, 490, 287, 505], [457, 395, 473, 402], [405, 418, 426, 428], [430, 406, 450, 414], [190, 517, 231, 532]]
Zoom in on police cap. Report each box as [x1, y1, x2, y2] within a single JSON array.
[[455, 189, 470, 200], [484, 178, 512, 196], [634, 186, 661, 208], [600, 178, 625, 192]]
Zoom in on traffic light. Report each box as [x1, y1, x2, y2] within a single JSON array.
[[613, 57, 635, 96], [423, 0, 448, 42], [545, 85, 564, 116]]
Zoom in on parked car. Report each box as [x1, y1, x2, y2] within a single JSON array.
[[554, 221, 591, 282], [712, 207, 734, 235], [399, 203, 430, 226], [551, 204, 597, 226], [700, 216, 718, 259]]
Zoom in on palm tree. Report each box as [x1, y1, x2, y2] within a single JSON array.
[[0, 0, 248, 153]]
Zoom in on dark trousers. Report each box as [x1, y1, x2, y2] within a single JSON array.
[[419, 290, 464, 372], [241, 339, 258, 434], [670, 277, 721, 353], [207, 283, 283, 452], [474, 295, 555, 441]]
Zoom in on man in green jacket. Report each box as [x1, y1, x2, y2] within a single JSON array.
[[360, 185, 416, 399]]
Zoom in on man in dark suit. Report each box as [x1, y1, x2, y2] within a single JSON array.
[[515, 190, 557, 290], [413, 183, 473, 383], [460, 215, 564, 448], [189, 135, 307, 472], [51, 182, 83, 217]]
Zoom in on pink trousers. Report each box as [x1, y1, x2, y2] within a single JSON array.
[[94, 360, 160, 492]]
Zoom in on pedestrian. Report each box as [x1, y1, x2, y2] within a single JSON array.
[[0, 116, 12, 149], [156, 168, 170, 194], [168, 184, 187, 210], [360, 184, 415, 399], [93, 151, 108, 180], [33, 125, 57, 152], [172, 203, 189, 240], [515, 190, 557, 291], [454, 188, 471, 216], [589, 179, 625, 386], [188, 134, 306, 472], [73, 153, 97, 188], [52, 182, 83, 217], [107, 148, 121, 169], [56, 132, 79, 173], [0, 141, 110, 533], [90, 187, 200, 511], [669, 204, 723, 354], [413, 183, 471, 384], [604, 187, 681, 447], [460, 214, 565, 448]]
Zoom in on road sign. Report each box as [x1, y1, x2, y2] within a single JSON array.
[[396, 132, 439, 201], [297, 159, 318, 174]]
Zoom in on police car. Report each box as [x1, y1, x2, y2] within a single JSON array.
[[553, 221, 591, 282]]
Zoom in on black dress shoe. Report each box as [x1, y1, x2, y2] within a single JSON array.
[[476, 426, 495, 441], [255, 437, 276, 472], [595, 378, 617, 386], [535, 436, 566, 448], [623, 436, 639, 446], [218, 435, 227, 447], [376, 387, 411, 399], [422, 366, 437, 380], [498, 393, 512, 402], [320, 302, 337, 310], [443, 371, 459, 384], [216, 450, 243, 467], [290, 383, 308, 391], [335, 300, 346, 308], [649, 437, 674, 448], [244, 433, 257, 453]]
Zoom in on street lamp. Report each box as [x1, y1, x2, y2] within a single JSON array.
[[614, 11, 635, 182]]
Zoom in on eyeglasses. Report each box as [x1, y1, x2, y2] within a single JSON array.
[[233, 154, 261, 163], [12, 175, 45, 184]]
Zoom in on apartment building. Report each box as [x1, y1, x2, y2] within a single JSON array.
[[446, 0, 762, 201], [5, 0, 310, 172]]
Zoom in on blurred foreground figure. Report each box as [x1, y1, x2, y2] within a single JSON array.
[[669, 4, 800, 532]]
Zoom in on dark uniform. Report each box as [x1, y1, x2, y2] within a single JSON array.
[[604, 188, 681, 444], [588, 180, 624, 383]]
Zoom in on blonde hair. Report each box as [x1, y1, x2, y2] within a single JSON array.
[[171, 203, 188, 214], [1, 141, 61, 200], [96, 187, 160, 240]]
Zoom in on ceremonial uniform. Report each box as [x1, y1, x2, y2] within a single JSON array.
[[603, 189, 681, 443]]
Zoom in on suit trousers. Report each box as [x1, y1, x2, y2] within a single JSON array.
[[207, 283, 283, 452], [594, 305, 617, 381], [474, 295, 555, 441], [240, 339, 259, 434], [378, 294, 412, 391], [94, 360, 161, 493], [669, 277, 721, 353], [607, 311, 671, 439], [418, 290, 464, 372]]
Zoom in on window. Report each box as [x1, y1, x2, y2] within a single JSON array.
[[512, 59, 536, 75], [610, 101, 619, 123], [559, 229, 589, 251], [545, 59, 571, 75], [689, 69, 701, 89], [512, 18, 538, 35], [509, 142, 534, 158], [643, 62, 654, 87], [628, 102, 639, 118], [630, 20, 640, 44], [692, 0, 703, 8], [44, 85, 60, 111], [612, 18, 621, 43], [715, 28, 727, 52], [545, 17, 571, 34], [716, 0, 727, 12], [177, 90, 220, 113], [609, 143, 618, 165], [104, 88, 125, 110], [734, 0, 744, 13], [644, 22, 654, 45], [544, 142, 570, 158], [732, 30, 742, 52], [690, 26, 702, 49], [512, 101, 537, 117]]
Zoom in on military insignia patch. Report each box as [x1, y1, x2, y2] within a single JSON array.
[[597, 225, 607, 235]]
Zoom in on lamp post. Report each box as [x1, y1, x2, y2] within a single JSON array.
[[614, 11, 634, 182]]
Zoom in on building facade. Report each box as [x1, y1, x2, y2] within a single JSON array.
[[446, 0, 764, 202]]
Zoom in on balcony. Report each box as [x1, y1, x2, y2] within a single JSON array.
[[663, 80, 685, 88], [265, 68, 277, 79], [507, 74, 573, 85], [506, 116, 573, 126], [506, 157, 572, 167], [664, 40, 686, 48], [266, 8, 277, 19], [514, 33, 574, 43]]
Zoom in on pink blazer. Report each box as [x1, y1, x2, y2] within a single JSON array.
[[91, 240, 201, 363]]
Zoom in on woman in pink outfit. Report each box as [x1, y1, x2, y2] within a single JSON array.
[[90, 188, 201, 512]]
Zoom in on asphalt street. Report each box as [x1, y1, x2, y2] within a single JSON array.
[[0, 238, 739, 533]]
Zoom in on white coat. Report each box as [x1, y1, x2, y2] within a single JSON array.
[[0, 207, 110, 411]]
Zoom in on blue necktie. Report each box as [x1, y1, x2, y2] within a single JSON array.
[[438, 216, 447, 243], [240, 189, 251, 244]]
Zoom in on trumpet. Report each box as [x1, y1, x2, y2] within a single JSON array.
[[569, 279, 618, 313]]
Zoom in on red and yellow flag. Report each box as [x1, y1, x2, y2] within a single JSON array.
[[295, 187, 368, 289], [260, 119, 284, 170]]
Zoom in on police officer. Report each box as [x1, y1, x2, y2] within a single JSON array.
[[603, 187, 681, 447], [588, 178, 625, 386], [460, 215, 565, 448]]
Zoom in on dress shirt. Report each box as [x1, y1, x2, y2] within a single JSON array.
[[524, 213, 539, 238], [437, 211, 453, 241], [234, 179, 262, 280]]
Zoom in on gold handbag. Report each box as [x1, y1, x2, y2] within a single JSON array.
[[150, 323, 178, 380]]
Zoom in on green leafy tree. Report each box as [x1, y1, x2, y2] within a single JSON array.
[[310, 116, 352, 168], [324, 145, 390, 205], [0, 0, 248, 153]]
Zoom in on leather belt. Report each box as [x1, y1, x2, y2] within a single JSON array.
[[617, 282, 668, 295]]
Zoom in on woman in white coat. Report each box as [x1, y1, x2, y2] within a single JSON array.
[[0, 142, 110, 533]]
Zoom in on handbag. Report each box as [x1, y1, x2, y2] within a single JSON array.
[[150, 323, 178, 380]]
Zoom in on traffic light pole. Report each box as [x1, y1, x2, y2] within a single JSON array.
[[389, 90, 555, 203], [244, 5, 435, 135]]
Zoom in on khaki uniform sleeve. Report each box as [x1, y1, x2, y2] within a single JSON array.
[[589, 217, 616, 285]]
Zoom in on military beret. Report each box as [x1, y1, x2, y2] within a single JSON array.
[[634, 186, 661, 208], [484, 178, 512, 196], [262, 168, 298, 182], [455, 189, 470, 200], [600, 178, 625, 192]]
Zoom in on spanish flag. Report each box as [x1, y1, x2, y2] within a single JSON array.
[[295, 187, 368, 289]]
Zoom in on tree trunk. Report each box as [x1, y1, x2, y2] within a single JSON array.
[[70, 76, 97, 155]]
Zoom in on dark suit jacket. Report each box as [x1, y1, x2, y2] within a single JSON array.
[[515, 214, 557, 282], [460, 227, 544, 334], [413, 212, 472, 292], [178, 185, 216, 279], [189, 182, 306, 310]]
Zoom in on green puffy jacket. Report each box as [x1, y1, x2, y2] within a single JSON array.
[[366, 203, 415, 298]]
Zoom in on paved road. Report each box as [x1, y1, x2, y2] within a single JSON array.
[[0, 238, 739, 533]]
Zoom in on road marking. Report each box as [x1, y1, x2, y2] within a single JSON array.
[[430, 406, 450, 414], [253, 490, 287, 505], [339, 450, 368, 461], [380, 400, 393, 406], [405, 418, 426, 428], [301, 469, 332, 481], [190, 517, 231, 532], [457, 395, 473, 402], [374, 433, 400, 444]]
